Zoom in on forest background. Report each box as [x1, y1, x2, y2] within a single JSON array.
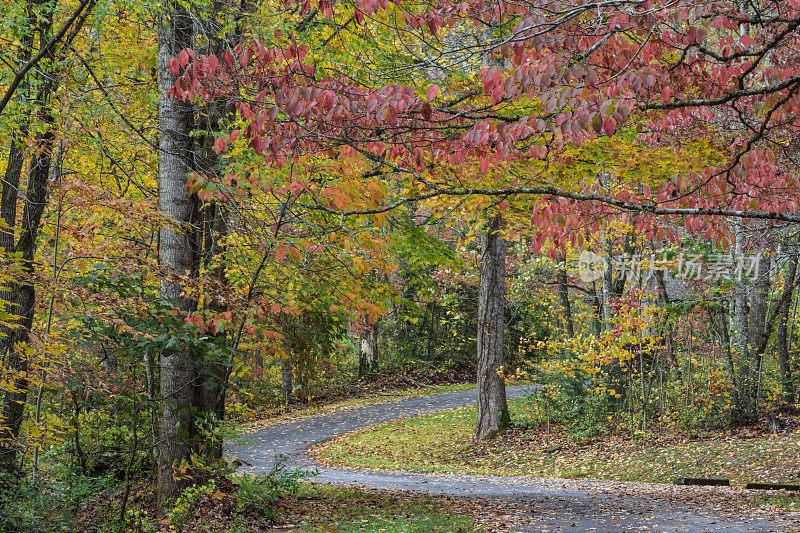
[[2, 0, 800, 530]]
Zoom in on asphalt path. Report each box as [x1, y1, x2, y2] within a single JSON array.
[[229, 386, 797, 532]]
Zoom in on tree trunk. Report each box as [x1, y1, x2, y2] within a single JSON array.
[[358, 320, 379, 378], [590, 281, 602, 338], [157, 0, 198, 509], [475, 215, 509, 440], [734, 222, 749, 356], [777, 246, 797, 405], [281, 354, 293, 405], [731, 221, 751, 420], [741, 250, 771, 421], [709, 305, 741, 395], [0, 0, 57, 471], [602, 246, 614, 330], [557, 255, 573, 338], [189, 0, 253, 465]]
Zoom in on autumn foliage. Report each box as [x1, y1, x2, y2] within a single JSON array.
[[2, 0, 800, 529]]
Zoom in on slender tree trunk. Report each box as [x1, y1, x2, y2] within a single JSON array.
[[475, 215, 509, 440], [358, 320, 379, 377], [777, 246, 797, 405], [709, 305, 740, 395], [731, 221, 751, 419], [193, 91, 227, 466], [734, 223, 749, 356], [281, 353, 293, 406], [590, 281, 602, 338], [0, 0, 57, 471], [157, 0, 198, 509], [194, 200, 229, 461], [742, 250, 771, 420], [602, 248, 614, 330], [189, 0, 254, 464], [557, 255, 573, 338]]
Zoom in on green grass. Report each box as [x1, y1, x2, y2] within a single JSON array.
[[314, 398, 800, 485], [280, 484, 475, 532], [244, 383, 475, 430], [755, 493, 800, 510]]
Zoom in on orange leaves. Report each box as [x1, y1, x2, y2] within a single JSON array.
[[324, 187, 346, 209]]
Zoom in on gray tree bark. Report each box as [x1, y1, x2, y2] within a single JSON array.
[[475, 215, 510, 440], [157, 0, 199, 509], [738, 250, 771, 422], [358, 321, 379, 378], [280, 355, 293, 405], [733, 222, 749, 355], [777, 246, 797, 405], [731, 221, 751, 419], [590, 281, 602, 338], [191, 4, 239, 463], [557, 255, 573, 338]]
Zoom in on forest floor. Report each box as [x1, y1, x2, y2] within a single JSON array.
[[313, 397, 800, 490], [166, 480, 482, 532], [113, 382, 481, 533], [228, 386, 800, 532]]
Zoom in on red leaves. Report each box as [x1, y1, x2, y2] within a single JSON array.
[[206, 54, 218, 72], [420, 102, 432, 120], [481, 67, 501, 96], [384, 106, 398, 126], [160, 0, 800, 235], [602, 117, 617, 137], [214, 136, 227, 154]]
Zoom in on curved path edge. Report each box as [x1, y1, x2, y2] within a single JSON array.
[[228, 386, 798, 532]]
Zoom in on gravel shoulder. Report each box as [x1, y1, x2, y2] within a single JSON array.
[[229, 386, 800, 532]]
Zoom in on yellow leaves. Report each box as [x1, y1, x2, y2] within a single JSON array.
[[21, 412, 67, 447], [371, 212, 388, 228], [352, 256, 371, 275]]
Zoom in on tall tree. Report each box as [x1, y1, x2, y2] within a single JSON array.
[[156, 0, 198, 507], [474, 215, 510, 439], [777, 243, 797, 405], [0, 0, 95, 471], [358, 319, 379, 378]]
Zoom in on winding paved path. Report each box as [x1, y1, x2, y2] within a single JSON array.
[[229, 387, 798, 532]]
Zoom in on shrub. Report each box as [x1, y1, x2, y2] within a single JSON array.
[[235, 455, 317, 519]]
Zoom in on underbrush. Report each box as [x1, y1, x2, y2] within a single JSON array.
[[0, 451, 314, 533]]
